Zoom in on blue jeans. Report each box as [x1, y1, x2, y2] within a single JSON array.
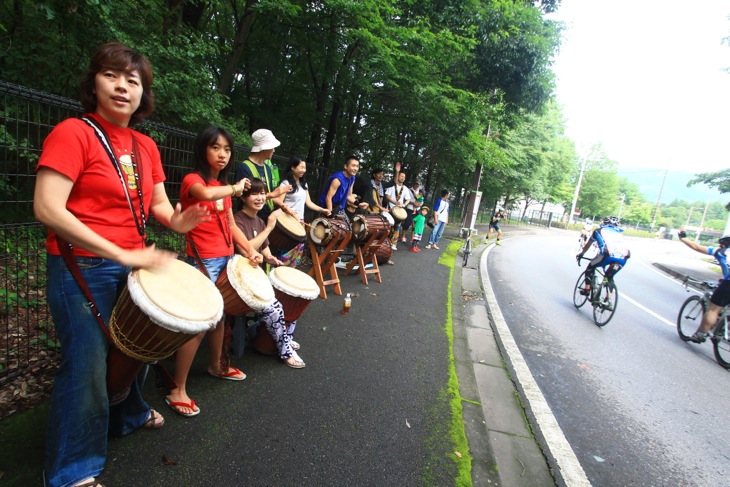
[[428, 220, 446, 245], [186, 255, 230, 283], [44, 255, 151, 487]]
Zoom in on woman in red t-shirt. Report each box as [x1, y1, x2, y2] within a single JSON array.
[[34, 43, 209, 487], [165, 126, 262, 417]]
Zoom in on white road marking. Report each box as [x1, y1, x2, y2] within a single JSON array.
[[618, 292, 675, 328], [480, 243, 592, 487]]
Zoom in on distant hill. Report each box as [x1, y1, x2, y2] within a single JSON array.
[[617, 168, 727, 205]]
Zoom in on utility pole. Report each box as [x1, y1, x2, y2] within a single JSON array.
[[696, 200, 710, 243], [617, 193, 626, 219], [565, 155, 587, 229], [462, 123, 489, 232], [650, 166, 669, 229]]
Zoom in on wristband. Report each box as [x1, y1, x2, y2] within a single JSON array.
[[678, 231, 687, 239], [230, 185, 237, 197]]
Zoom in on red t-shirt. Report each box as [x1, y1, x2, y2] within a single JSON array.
[[180, 173, 233, 258], [37, 113, 165, 257]]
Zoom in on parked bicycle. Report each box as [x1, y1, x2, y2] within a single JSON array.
[[676, 276, 730, 369], [573, 256, 619, 326], [460, 227, 476, 267]]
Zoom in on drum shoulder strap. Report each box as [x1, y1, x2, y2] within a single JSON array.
[[56, 236, 112, 342]]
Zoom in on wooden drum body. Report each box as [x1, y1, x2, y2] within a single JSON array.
[[269, 266, 320, 322], [350, 214, 391, 243], [216, 254, 275, 316], [375, 238, 393, 264], [107, 258, 223, 404], [309, 217, 351, 246], [268, 212, 306, 255]]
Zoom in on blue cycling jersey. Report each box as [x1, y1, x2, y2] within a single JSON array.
[[707, 246, 729, 280]]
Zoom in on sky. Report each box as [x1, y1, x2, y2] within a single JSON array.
[[548, 0, 730, 175]]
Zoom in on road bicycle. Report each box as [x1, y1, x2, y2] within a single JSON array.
[[676, 276, 730, 369], [573, 256, 619, 326], [459, 227, 476, 267]]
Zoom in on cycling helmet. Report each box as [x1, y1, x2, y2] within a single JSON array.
[[602, 216, 620, 227], [718, 235, 730, 247]]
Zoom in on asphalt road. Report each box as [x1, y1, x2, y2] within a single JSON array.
[[487, 233, 730, 486]]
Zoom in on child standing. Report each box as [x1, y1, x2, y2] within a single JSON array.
[[410, 206, 429, 252]]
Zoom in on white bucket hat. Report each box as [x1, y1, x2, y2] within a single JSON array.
[[250, 129, 281, 152]]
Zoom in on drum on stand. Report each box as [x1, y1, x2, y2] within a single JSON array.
[[375, 238, 393, 265], [268, 212, 306, 255], [216, 254, 275, 316], [309, 217, 351, 246], [254, 266, 320, 355], [107, 258, 223, 404], [350, 214, 391, 243]]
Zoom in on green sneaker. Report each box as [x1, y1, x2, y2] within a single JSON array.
[[496, 240, 502, 246]]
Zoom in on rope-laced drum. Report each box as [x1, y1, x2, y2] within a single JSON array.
[[268, 211, 306, 255], [216, 254, 275, 316], [309, 217, 351, 246]]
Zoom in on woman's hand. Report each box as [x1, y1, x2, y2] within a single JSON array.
[[118, 244, 177, 269], [265, 254, 283, 266], [169, 202, 211, 234], [248, 251, 264, 267], [271, 184, 293, 199]]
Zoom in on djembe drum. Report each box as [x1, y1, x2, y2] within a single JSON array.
[[375, 238, 393, 264], [216, 254, 275, 316], [268, 212, 306, 255], [107, 258, 224, 404], [390, 206, 408, 224], [253, 266, 320, 355]]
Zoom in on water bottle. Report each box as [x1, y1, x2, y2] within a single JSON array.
[[342, 293, 351, 315]]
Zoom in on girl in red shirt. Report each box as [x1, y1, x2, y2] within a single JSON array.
[[165, 126, 263, 417]]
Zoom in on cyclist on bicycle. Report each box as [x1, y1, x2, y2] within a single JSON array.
[[677, 228, 730, 342], [576, 216, 630, 295]]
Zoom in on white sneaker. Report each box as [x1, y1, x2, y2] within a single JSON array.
[[425, 244, 432, 249], [391, 244, 398, 251]]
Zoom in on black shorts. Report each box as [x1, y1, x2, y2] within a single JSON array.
[[489, 222, 500, 231], [710, 279, 730, 307]]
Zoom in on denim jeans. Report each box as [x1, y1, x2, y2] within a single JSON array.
[[428, 220, 446, 245], [44, 255, 151, 487], [186, 255, 230, 283]]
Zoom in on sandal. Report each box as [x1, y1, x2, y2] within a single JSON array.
[[284, 351, 306, 369], [290, 339, 301, 351], [143, 409, 165, 429], [208, 366, 246, 381], [165, 397, 201, 417]]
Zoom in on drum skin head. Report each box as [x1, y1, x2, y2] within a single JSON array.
[[277, 212, 306, 238], [269, 266, 320, 300], [135, 259, 223, 324], [229, 254, 275, 309]]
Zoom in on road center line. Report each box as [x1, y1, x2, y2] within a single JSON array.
[[480, 243, 592, 487]]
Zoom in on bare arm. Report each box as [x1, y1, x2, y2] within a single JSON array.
[[188, 178, 249, 202], [150, 182, 210, 234], [305, 191, 330, 216], [325, 179, 341, 212], [34, 168, 175, 268]]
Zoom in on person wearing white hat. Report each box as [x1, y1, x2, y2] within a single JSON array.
[[234, 129, 292, 221]]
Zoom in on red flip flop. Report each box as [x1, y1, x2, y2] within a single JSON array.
[[208, 366, 246, 381], [165, 398, 200, 417]]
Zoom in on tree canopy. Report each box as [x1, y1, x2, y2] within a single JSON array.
[[2, 0, 565, 198]]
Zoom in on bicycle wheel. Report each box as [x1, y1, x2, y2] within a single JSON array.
[[462, 238, 471, 267], [593, 281, 618, 326], [712, 320, 730, 369], [676, 295, 704, 342], [572, 271, 589, 308]]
